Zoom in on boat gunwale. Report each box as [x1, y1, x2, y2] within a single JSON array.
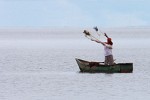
[[76, 58, 133, 66], [75, 58, 133, 73]]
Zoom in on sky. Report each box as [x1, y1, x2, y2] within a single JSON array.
[[0, 0, 150, 28]]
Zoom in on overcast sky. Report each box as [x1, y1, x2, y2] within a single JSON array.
[[0, 0, 150, 28]]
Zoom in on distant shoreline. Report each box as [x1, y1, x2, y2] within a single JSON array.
[[0, 26, 150, 32]]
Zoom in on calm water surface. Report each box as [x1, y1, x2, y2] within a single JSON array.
[[0, 28, 149, 100]]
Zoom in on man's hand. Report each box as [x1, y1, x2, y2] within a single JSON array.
[[104, 33, 109, 38]]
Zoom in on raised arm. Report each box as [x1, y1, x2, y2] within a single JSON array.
[[91, 39, 105, 46], [104, 33, 109, 38], [91, 39, 112, 49]]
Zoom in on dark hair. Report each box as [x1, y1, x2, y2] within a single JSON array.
[[107, 38, 113, 45]]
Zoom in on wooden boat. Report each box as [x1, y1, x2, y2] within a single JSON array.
[[75, 58, 133, 73]]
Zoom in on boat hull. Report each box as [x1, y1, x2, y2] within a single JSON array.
[[75, 58, 133, 73]]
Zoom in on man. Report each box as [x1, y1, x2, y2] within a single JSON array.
[[91, 33, 114, 65]]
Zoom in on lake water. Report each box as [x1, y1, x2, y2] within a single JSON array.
[[0, 28, 150, 100]]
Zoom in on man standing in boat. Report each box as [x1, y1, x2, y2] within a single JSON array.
[[91, 33, 114, 65]]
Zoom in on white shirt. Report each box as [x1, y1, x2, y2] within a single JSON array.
[[104, 44, 113, 56]]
